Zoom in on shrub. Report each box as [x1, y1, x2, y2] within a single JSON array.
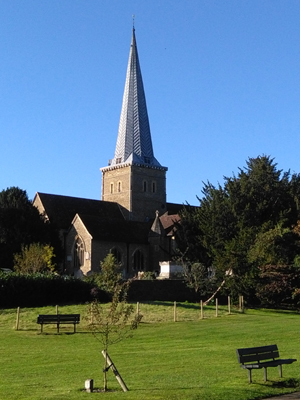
[[0, 272, 94, 308]]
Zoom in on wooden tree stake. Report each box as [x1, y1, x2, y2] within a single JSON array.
[[101, 351, 128, 392]]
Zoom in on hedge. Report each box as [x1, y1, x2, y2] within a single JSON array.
[[0, 272, 103, 308]]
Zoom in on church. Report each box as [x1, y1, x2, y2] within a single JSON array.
[[33, 28, 184, 278]]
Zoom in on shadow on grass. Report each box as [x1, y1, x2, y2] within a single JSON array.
[[272, 378, 300, 388]]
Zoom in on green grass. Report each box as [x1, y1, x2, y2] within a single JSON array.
[[0, 303, 300, 399]]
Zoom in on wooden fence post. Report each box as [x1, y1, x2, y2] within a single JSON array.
[[174, 301, 177, 322], [215, 298, 218, 317], [136, 302, 139, 318], [15, 307, 20, 330], [228, 296, 231, 315], [200, 300, 204, 319]]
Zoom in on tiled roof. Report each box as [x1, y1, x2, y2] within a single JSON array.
[[35, 192, 124, 230], [160, 213, 181, 236], [76, 214, 151, 244]]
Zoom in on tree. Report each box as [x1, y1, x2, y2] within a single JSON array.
[[14, 243, 56, 273], [86, 254, 142, 391], [0, 187, 61, 270], [177, 156, 300, 304], [99, 253, 122, 294], [256, 264, 300, 307]]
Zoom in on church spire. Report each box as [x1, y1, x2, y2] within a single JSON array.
[[109, 28, 164, 168]]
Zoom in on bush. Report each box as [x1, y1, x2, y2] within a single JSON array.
[[0, 272, 95, 308]]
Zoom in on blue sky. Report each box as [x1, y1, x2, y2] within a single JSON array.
[[1, 0, 300, 206]]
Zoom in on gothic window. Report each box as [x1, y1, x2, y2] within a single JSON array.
[[111, 247, 122, 265], [133, 250, 144, 271], [74, 237, 84, 270], [118, 181, 122, 192], [110, 183, 114, 194], [143, 180, 147, 192]]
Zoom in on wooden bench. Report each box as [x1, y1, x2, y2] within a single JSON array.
[[37, 314, 80, 333], [236, 344, 296, 383]]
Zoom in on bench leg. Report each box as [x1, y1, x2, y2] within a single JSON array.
[[41, 324, 43, 333], [279, 364, 282, 378], [74, 323, 76, 333], [264, 368, 267, 382], [248, 369, 252, 384], [57, 323, 59, 334]]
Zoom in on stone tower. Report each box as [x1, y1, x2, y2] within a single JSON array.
[[101, 28, 168, 221]]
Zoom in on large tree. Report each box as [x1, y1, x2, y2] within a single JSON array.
[[177, 156, 300, 302], [0, 187, 61, 270]]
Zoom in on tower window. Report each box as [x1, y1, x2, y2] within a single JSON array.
[[110, 183, 114, 194], [152, 181, 156, 193], [116, 158, 122, 164], [118, 181, 122, 192], [143, 181, 147, 192]]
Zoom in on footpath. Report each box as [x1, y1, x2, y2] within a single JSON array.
[[264, 393, 300, 399]]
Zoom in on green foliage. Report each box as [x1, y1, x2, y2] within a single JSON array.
[[0, 187, 62, 270], [178, 156, 300, 304], [257, 264, 300, 307], [99, 253, 122, 294], [182, 261, 213, 296], [0, 272, 93, 307], [14, 243, 56, 273], [137, 271, 155, 280]]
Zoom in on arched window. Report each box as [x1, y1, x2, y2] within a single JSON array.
[[118, 181, 122, 192], [133, 250, 144, 271], [74, 237, 84, 270], [111, 247, 122, 265]]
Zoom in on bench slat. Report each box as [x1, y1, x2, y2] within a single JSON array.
[[37, 314, 80, 333], [239, 351, 279, 364], [236, 344, 297, 383]]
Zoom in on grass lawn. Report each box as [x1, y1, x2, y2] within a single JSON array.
[[0, 303, 299, 400]]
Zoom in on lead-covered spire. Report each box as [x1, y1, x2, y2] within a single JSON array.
[[109, 29, 163, 168]]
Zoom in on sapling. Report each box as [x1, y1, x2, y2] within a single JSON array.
[[86, 254, 142, 391]]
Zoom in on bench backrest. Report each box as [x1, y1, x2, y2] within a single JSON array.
[[236, 345, 279, 365], [37, 314, 80, 323]]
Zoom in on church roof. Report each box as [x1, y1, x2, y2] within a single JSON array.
[[104, 28, 166, 171], [34, 192, 124, 230], [34, 192, 189, 238], [74, 213, 151, 244], [149, 210, 165, 237]]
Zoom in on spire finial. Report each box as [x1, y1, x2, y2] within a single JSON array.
[[132, 14, 135, 30]]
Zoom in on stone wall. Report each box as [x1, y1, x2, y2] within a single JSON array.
[[102, 164, 167, 221]]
